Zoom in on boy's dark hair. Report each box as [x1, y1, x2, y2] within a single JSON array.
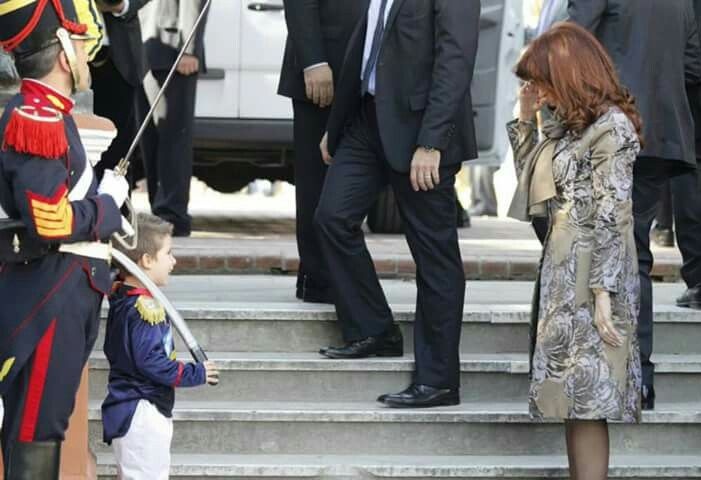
[[115, 213, 173, 264], [13, 43, 61, 80]]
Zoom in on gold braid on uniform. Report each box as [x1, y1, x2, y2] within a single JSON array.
[[135, 295, 166, 326]]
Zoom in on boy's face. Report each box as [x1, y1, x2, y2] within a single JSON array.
[[141, 234, 176, 287]]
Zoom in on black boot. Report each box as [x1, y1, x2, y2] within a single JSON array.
[[5, 440, 61, 480]]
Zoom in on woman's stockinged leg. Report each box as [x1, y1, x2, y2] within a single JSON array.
[[565, 421, 578, 480], [564, 419, 609, 480]]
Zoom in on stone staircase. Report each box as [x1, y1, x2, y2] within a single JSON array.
[[88, 280, 701, 479]]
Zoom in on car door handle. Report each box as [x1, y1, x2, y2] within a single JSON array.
[[248, 2, 283, 12], [199, 68, 225, 80]]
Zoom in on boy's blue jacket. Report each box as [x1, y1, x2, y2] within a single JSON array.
[[101, 283, 206, 444]]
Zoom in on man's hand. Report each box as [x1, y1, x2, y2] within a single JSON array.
[[304, 64, 334, 108], [98, 169, 130, 208], [593, 290, 625, 347], [410, 147, 441, 191], [177, 54, 200, 76], [320, 131, 333, 165]]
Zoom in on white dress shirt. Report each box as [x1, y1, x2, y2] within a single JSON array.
[[361, 0, 395, 95]]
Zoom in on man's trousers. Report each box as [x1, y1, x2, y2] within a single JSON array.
[[139, 70, 199, 235], [1, 282, 101, 465], [292, 100, 332, 299], [314, 97, 466, 390], [633, 159, 701, 386]]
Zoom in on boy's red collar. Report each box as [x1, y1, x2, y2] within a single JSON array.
[[126, 287, 153, 298]]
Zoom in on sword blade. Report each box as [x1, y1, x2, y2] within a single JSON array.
[[111, 249, 208, 363]]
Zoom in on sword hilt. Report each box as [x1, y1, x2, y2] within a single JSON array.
[[114, 156, 129, 177], [111, 158, 138, 251]]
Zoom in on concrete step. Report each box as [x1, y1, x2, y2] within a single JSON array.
[[88, 352, 701, 404], [95, 303, 701, 355], [95, 453, 701, 479], [88, 401, 701, 456]]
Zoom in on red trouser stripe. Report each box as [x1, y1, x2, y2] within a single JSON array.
[[18, 318, 57, 442]]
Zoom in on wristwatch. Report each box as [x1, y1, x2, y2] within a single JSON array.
[[419, 145, 437, 153]]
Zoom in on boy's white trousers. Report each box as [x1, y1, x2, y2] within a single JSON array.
[[113, 399, 173, 480]]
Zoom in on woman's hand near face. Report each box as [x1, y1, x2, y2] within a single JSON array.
[[518, 82, 540, 122]]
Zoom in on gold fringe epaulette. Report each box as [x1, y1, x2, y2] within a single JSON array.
[[135, 295, 166, 326], [3, 105, 68, 159]]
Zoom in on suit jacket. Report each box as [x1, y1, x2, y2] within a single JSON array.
[[327, 0, 481, 172], [140, 0, 208, 72], [689, 0, 701, 166], [103, 0, 151, 86], [569, 0, 701, 168], [277, 0, 368, 102]]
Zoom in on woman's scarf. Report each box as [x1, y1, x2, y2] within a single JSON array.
[[508, 116, 566, 221]]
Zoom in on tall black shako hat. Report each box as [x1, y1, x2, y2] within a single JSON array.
[[0, 0, 92, 58]]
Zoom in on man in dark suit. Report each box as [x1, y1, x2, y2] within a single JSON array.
[[570, 0, 701, 410], [278, 1, 368, 304], [138, 0, 208, 237], [316, 0, 480, 408], [90, 0, 151, 183]]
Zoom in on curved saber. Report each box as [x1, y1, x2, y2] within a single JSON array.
[[111, 249, 209, 363]]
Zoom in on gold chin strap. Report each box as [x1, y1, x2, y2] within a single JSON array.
[[55, 28, 81, 93]]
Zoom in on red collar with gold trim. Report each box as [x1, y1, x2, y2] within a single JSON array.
[[20, 79, 74, 115], [126, 287, 153, 298]]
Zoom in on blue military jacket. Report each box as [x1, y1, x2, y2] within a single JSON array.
[[101, 284, 206, 444], [0, 80, 122, 395]]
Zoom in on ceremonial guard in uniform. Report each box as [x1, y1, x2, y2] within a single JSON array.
[[0, 1, 129, 477]]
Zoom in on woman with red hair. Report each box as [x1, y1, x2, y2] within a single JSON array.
[[508, 22, 643, 479]]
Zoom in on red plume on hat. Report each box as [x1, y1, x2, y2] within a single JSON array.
[[0, 0, 94, 159], [0, 0, 90, 56]]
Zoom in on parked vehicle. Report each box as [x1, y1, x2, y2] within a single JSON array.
[[194, 0, 523, 232]]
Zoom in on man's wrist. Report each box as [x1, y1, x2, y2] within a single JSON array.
[[304, 62, 329, 72], [418, 145, 437, 153], [111, 0, 129, 16]]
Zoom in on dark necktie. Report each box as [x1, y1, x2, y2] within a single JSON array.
[[361, 0, 390, 96]]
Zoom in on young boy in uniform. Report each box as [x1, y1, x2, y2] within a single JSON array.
[[101, 213, 218, 479], [0, 1, 128, 476]]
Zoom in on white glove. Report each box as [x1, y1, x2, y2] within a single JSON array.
[[120, 216, 135, 237], [98, 169, 129, 208]]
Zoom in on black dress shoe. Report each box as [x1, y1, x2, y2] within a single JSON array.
[[379, 383, 460, 408], [641, 384, 656, 411], [321, 325, 403, 359], [676, 285, 701, 310], [651, 226, 675, 248]]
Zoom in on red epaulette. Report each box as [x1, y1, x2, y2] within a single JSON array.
[[2, 104, 68, 159]]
